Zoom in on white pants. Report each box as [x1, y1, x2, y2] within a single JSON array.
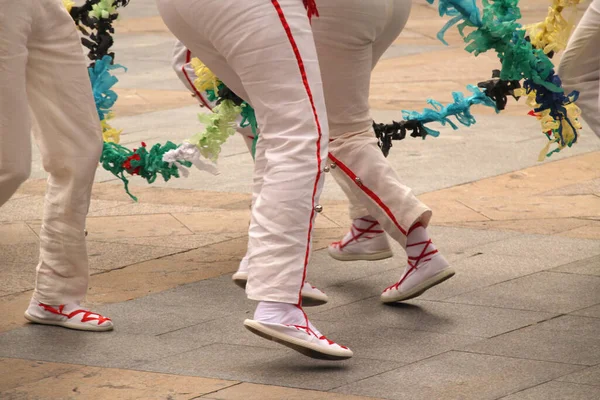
[[0, 0, 103, 304], [157, 0, 329, 304], [172, 40, 372, 215], [558, 0, 600, 138], [171, 0, 427, 234], [315, 0, 431, 247]]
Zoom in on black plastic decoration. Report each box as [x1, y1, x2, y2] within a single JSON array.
[[373, 120, 428, 157], [69, 0, 130, 64], [477, 69, 522, 111]]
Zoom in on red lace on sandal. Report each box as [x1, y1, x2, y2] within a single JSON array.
[[385, 238, 438, 292], [286, 306, 348, 349], [331, 217, 384, 250], [39, 304, 112, 325]]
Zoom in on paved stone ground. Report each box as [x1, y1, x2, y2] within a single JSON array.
[[1, 1, 599, 399]]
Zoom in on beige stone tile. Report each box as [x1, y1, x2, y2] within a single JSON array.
[[104, 232, 246, 250], [0, 193, 127, 223], [87, 259, 238, 305], [0, 243, 39, 264], [167, 236, 248, 264], [88, 182, 252, 207], [446, 152, 600, 198], [85, 237, 248, 304], [419, 198, 490, 224], [2, 365, 237, 400], [87, 241, 182, 272], [0, 262, 36, 296], [0, 358, 81, 392], [461, 194, 600, 221], [87, 202, 212, 217], [113, 88, 197, 117], [172, 210, 251, 234], [437, 218, 591, 236], [114, 16, 171, 34], [36, 214, 194, 241], [0, 196, 45, 222], [0, 223, 38, 245], [0, 292, 32, 333], [202, 382, 382, 400], [560, 221, 600, 240], [541, 178, 600, 196]]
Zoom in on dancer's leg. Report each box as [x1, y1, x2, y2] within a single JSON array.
[[315, 0, 454, 301], [157, 0, 351, 359]]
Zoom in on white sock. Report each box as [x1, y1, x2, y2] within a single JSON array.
[[254, 301, 322, 336], [405, 223, 438, 265]]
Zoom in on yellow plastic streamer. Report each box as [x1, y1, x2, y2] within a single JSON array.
[[101, 115, 122, 144], [525, 0, 582, 54], [191, 58, 221, 93], [515, 88, 582, 160], [63, 0, 75, 13]]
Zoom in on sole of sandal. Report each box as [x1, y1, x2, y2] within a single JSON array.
[[244, 320, 352, 360], [24, 312, 114, 332], [381, 268, 456, 304], [328, 249, 393, 262]]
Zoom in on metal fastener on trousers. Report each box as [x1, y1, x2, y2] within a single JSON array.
[[314, 205, 323, 213]]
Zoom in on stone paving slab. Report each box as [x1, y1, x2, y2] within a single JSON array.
[[0, 325, 205, 370], [445, 271, 600, 314], [0, 359, 237, 400], [312, 296, 557, 338], [138, 343, 404, 392], [462, 315, 600, 366], [202, 383, 381, 400], [557, 365, 600, 386], [0, 359, 80, 393], [552, 254, 600, 276], [333, 351, 584, 400], [501, 381, 600, 400], [571, 304, 600, 318]]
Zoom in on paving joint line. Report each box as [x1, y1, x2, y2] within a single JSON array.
[[455, 349, 593, 367], [193, 381, 243, 399]]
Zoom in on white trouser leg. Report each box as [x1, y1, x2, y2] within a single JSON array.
[[158, 0, 328, 304], [1, 0, 103, 304], [314, 0, 430, 247], [558, 0, 600, 138], [171, 40, 256, 152], [0, 1, 33, 206]]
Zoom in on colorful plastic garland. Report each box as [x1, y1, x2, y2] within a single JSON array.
[[70, 0, 585, 200], [375, 0, 584, 160]]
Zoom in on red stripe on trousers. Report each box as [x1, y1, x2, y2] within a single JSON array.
[[327, 154, 407, 236], [271, 0, 323, 306], [183, 49, 212, 110]]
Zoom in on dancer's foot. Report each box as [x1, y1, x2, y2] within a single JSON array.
[[244, 302, 353, 360], [381, 223, 454, 303], [232, 258, 328, 306], [328, 216, 393, 261], [24, 298, 113, 331]]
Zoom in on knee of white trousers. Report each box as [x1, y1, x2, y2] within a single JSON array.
[[328, 130, 432, 245], [0, 163, 31, 205]]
